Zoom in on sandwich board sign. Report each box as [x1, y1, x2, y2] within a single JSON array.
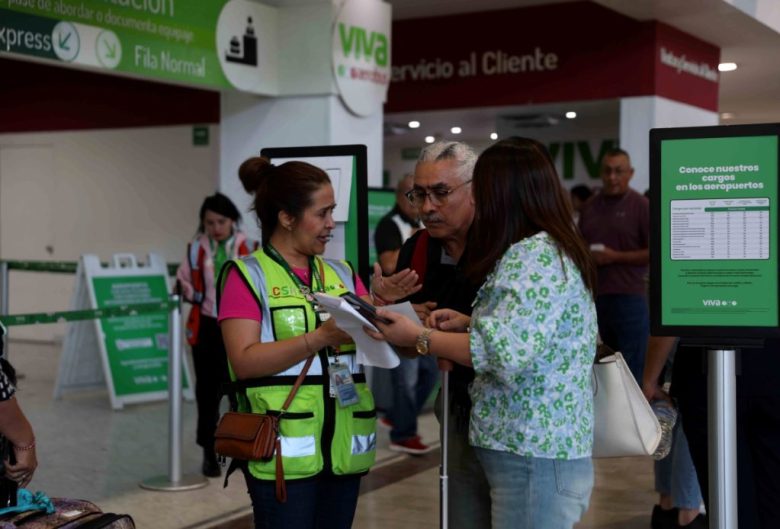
[[55, 253, 194, 410]]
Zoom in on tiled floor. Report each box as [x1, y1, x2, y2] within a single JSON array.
[[9, 339, 659, 528]]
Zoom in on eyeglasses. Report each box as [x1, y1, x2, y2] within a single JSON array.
[[405, 179, 472, 207]]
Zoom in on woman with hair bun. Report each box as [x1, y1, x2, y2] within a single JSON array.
[[176, 192, 255, 478], [219, 157, 377, 529]]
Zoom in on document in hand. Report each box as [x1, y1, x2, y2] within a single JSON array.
[[313, 293, 400, 369]]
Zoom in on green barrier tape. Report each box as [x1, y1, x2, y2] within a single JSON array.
[[0, 300, 179, 327], [1, 260, 179, 276]]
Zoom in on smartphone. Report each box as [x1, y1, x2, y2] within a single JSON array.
[[342, 292, 392, 325]]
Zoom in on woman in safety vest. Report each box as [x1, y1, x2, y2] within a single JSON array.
[[176, 192, 254, 478], [218, 157, 376, 528]]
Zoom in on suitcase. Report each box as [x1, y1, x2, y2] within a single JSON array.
[[0, 497, 134, 528]]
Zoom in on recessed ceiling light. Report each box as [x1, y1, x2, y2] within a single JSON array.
[[718, 62, 737, 72], [450, 126, 462, 134], [408, 120, 420, 129], [425, 136, 435, 144], [490, 132, 498, 140], [721, 112, 735, 120], [565, 111, 577, 119]]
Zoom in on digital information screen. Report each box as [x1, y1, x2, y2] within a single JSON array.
[[650, 124, 780, 338]]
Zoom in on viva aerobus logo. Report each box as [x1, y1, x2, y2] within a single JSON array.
[[338, 22, 387, 67]]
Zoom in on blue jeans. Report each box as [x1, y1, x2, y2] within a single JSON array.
[[243, 470, 360, 529], [654, 416, 703, 510], [595, 294, 649, 383], [389, 355, 438, 442], [475, 448, 593, 529]]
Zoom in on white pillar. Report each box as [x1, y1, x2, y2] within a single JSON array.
[[219, 92, 384, 243], [619, 96, 718, 193]]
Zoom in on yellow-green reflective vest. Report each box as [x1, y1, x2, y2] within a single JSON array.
[[220, 249, 376, 481]]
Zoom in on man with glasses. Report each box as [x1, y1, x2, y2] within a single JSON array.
[[578, 147, 650, 382], [374, 141, 490, 528]]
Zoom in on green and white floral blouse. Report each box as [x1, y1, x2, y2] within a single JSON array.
[[469, 231, 597, 459]]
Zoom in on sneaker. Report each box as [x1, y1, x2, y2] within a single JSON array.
[[378, 417, 394, 430], [389, 436, 434, 455], [650, 505, 677, 529]]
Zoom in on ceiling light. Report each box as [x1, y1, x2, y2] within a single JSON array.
[[718, 62, 737, 72], [450, 126, 462, 134], [425, 136, 435, 144], [490, 132, 498, 140], [720, 112, 735, 120], [408, 120, 420, 129], [565, 111, 577, 119]]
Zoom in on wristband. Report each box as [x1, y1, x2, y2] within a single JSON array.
[[14, 440, 35, 451]]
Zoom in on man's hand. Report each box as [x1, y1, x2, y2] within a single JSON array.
[[413, 301, 437, 321], [591, 245, 619, 266], [371, 263, 422, 303]]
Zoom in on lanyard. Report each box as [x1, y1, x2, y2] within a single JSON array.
[[264, 244, 326, 312], [209, 235, 234, 259]]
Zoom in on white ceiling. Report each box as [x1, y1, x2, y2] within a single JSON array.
[[384, 0, 780, 148]]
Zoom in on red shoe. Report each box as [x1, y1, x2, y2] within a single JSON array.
[[378, 417, 393, 430], [389, 436, 434, 455]]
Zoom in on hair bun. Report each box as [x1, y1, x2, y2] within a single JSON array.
[[238, 156, 274, 194]]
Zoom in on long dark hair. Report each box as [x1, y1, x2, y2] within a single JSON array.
[[237, 156, 330, 244], [198, 192, 241, 233], [466, 137, 596, 294]]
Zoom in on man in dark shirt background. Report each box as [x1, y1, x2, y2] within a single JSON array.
[[579, 148, 650, 381]]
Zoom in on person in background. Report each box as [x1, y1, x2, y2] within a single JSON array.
[[648, 335, 780, 529], [372, 141, 490, 527], [176, 193, 254, 478], [373, 174, 437, 454], [642, 336, 705, 529], [374, 174, 421, 276], [0, 324, 37, 490], [569, 184, 592, 223], [368, 137, 598, 529], [578, 148, 649, 382], [219, 157, 376, 529]]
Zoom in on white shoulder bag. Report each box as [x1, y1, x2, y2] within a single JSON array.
[[592, 351, 662, 458]]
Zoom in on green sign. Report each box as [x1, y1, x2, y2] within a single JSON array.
[[657, 133, 778, 329], [367, 188, 396, 267], [1, 0, 277, 93], [92, 274, 187, 396], [193, 125, 209, 145]]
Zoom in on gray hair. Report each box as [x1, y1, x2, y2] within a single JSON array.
[[417, 141, 477, 183]]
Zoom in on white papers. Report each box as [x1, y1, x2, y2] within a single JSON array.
[[313, 293, 401, 369]]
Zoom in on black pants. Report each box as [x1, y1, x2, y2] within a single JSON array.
[[191, 314, 229, 452], [675, 351, 780, 529]]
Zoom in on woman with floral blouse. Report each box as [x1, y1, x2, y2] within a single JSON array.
[[367, 137, 598, 529]]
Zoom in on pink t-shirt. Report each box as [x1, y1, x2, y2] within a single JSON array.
[[218, 266, 368, 323]]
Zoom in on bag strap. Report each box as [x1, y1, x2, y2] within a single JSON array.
[[281, 354, 314, 413], [274, 354, 313, 503]]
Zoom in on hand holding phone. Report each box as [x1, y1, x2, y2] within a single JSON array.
[[342, 292, 392, 325]]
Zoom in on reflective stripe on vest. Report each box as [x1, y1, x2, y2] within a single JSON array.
[[281, 435, 317, 458]]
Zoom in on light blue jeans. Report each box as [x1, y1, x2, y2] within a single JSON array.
[[475, 447, 593, 529], [654, 417, 703, 509]]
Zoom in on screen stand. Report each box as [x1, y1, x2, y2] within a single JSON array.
[[708, 349, 738, 529]]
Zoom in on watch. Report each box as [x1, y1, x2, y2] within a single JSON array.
[[415, 328, 434, 355]]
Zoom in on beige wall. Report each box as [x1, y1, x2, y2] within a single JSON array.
[[0, 125, 218, 342]]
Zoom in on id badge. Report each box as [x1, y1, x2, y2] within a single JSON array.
[[328, 362, 359, 407]]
